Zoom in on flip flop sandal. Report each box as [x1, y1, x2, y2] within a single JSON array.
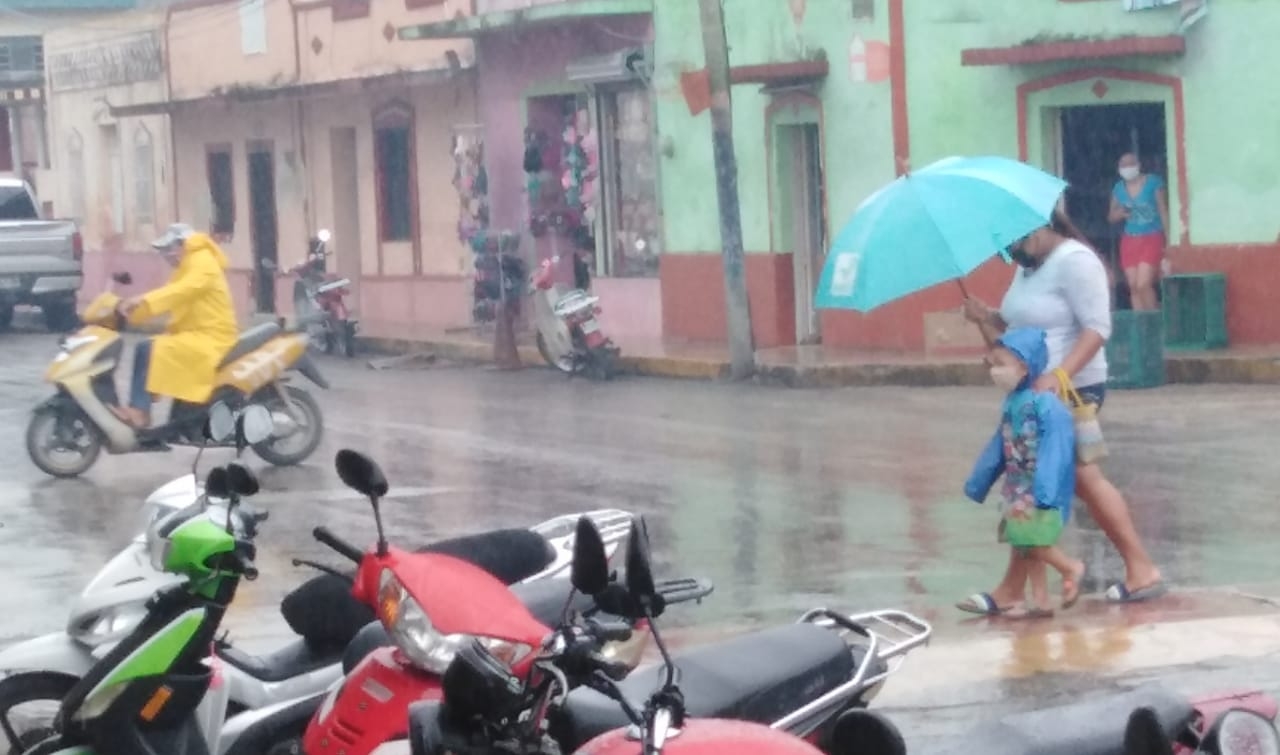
[[1105, 580, 1168, 604], [955, 592, 1011, 616], [1005, 605, 1055, 620], [1062, 563, 1087, 609]]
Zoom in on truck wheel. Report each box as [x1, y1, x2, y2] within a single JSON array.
[[42, 300, 79, 333]]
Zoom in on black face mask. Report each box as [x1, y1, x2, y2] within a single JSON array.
[[1010, 248, 1039, 269]]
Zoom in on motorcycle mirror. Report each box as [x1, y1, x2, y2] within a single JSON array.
[[828, 710, 907, 755], [206, 402, 236, 443], [112, 271, 133, 285], [569, 516, 609, 597], [317, 228, 332, 243], [1200, 709, 1280, 755], [225, 463, 260, 499], [624, 517, 657, 606], [237, 405, 275, 447], [335, 449, 390, 556], [205, 466, 230, 501], [1123, 707, 1172, 755]]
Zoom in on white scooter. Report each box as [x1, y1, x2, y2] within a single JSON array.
[[0, 466, 635, 753], [530, 255, 621, 380]]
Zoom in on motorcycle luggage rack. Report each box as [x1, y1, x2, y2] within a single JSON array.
[[770, 608, 933, 737]]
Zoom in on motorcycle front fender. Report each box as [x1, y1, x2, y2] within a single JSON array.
[[0, 632, 95, 678]]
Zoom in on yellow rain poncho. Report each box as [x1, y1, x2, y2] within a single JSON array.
[[128, 232, 239, 403]]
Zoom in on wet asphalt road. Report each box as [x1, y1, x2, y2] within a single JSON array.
[[3, 323, 1280, 749]]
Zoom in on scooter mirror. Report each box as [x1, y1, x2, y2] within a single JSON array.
[[624, 517, 657, 607], [1123, 707, 1172, 755], [317, 228, 332, 243], [570, 516, 609, 596], [207, 403, 236, 443], [238, 405, 275, 446], [1201, 709, 1280, 755], [828, 710, 906, 755], [205, 466, 230, 500], [225, 463, 260, 498], [335, 449, 389, 498]]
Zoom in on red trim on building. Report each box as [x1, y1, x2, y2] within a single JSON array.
[[963, 36, 1185, 66], [660, 254, 794, 348], [1016, 67, 1190, 245], [888, 0, 909, 176]]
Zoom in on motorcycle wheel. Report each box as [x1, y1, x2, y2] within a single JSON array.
[[342, 322, 357, 359], [25, 406, 102, 478], [253, 385, 324, 467], [588, 347, 619, 381], [536, 332, 576, 374], [0, 671, 78, 754]]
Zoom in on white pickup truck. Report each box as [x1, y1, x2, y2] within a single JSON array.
[[0, 175, 82, 331]]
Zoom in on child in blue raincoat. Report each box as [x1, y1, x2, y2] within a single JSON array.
[[964, 327, 1086, 618]]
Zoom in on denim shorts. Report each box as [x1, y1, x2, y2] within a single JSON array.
[[1074, 382, 1107, 412]]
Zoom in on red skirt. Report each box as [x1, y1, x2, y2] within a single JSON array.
[[1120, 232, 1165, 270]]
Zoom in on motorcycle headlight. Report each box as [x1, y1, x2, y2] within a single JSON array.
[[68, 603, 149, 645], [377, 570, 531, 674], [1205, 710, 1280, 755]]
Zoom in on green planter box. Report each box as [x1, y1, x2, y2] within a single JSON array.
[[1107, 310, 1165, 389], [1162, 273, 1228, 350]]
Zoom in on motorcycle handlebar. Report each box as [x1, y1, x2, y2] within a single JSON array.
[[313, 526, 363, 564], [585, 619, 633, 644]]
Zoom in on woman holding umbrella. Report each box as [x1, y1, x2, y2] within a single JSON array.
[[958, 205, 1166, 611], [814, 155, 1164, 611]]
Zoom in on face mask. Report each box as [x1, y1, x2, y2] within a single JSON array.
[[1010, 248, 1038, 269], [990, 365, 1024, 392], [1119, 166, 1140, 181]]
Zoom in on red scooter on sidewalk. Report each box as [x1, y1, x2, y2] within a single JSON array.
[[301, 450, 713, 755], [270, 229, 357, 357], [404, 516, 933, 755]]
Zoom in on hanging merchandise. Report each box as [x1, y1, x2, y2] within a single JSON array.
[[451, 126, 489, 252], [560, 104, 599, 230]]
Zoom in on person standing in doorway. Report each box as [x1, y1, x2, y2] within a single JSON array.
[[1108, 153, 1170, 311]]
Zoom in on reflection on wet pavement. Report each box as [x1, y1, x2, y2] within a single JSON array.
[[1, 332, 1280, 746]]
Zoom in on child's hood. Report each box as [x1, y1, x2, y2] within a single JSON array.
[[997, 327, 1050, 383]]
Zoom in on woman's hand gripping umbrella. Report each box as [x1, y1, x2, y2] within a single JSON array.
[[814, 155, 1069, 341]]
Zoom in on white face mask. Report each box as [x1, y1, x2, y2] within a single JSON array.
[[990, 365, 1024, 392], [1119, 166, 1140, 182]]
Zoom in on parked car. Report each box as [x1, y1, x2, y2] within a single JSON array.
[[0, 175, 82, 332]]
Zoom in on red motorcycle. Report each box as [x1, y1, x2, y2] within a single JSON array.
[[405, 516, 933, 755], [530, 255, 621, 380], [280, 228, 357, 357], [302, 451, 713, 755]]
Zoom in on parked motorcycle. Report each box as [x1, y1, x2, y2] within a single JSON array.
[[530, 255, 621, 380], [406, 515, 930, 755], [301, 451, 714, 755], [17, 404, 276, 755], [25, 271, 328, 478], [268, 229, 357, 358], [0, 472, 637, 753]]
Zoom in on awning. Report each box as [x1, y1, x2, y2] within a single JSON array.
[[110, 65, 467, 118], [399, 0, 650, 41], [961, 35, 1185, 66]]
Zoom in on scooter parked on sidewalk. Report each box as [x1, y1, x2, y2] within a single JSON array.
[[301, 451, 713, 755], [405, 515, 932, 755], [266, 229, 357, 358], [26, 271, 328, 479], [530, 255, 621, 380], [0, 477, 636, 753]]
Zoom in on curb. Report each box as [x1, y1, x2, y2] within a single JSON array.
[[357, 335, 1279, 388]]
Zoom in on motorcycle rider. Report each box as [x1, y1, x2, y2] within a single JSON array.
[[109, 222, 239, 429]]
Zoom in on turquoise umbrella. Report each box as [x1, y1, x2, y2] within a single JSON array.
[[815, 155, 1068, 313]]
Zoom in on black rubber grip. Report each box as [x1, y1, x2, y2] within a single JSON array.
[[313, 526, 363, 563]]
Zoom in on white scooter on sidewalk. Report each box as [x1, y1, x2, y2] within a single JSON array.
[[530, 254, 621, 380], [0, 464, 634, 753]]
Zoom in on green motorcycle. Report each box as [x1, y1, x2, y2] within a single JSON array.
[[23, 404, 274, 755]]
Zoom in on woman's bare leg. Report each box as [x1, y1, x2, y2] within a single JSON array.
[[987, 548, 1031, 607], [1077, 463, 1162, 590], [1134, 263, 1159, 310]]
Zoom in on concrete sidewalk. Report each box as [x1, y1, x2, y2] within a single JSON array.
[[357, 328, 1280, 387]]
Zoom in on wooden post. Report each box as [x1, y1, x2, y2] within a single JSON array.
[[698, 0, 755, 379]]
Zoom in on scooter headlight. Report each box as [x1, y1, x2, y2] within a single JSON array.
[[68, 603, 149, 645], [1204, 710, 1280, 755], [376, 570, 531, 674]]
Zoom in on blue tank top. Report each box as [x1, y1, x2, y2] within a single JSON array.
[[1112, 174, 1165, 236]]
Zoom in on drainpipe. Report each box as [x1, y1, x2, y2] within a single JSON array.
[[290, 0, 314, 234]]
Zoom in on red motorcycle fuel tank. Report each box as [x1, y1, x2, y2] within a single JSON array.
[[576, 720, 826, 755]]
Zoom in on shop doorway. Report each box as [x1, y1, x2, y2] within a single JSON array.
[[775, 122, 826, 344], [1057, 102, 1167, 309], [247, 142, 278, 313]]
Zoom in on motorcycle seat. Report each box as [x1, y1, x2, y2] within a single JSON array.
[[218, 321, 283, 368], [218, 637, 340, 684], [930, 683, 1195, 755], [553, 623, 868, 749]]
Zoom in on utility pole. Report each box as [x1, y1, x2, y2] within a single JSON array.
[[698, 0, 755, 379]]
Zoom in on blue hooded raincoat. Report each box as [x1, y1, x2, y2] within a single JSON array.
[[964, 327, 1077, 528]]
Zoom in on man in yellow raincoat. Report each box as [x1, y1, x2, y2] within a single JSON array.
[[110, 223, 240, 428]]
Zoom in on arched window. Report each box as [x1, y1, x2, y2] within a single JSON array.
[[66, 129, 85, 222], [372, 101, 416, 246], [133, 125, 154, 225]]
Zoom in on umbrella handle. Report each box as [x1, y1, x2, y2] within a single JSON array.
[[955, 279, 996, 349]]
